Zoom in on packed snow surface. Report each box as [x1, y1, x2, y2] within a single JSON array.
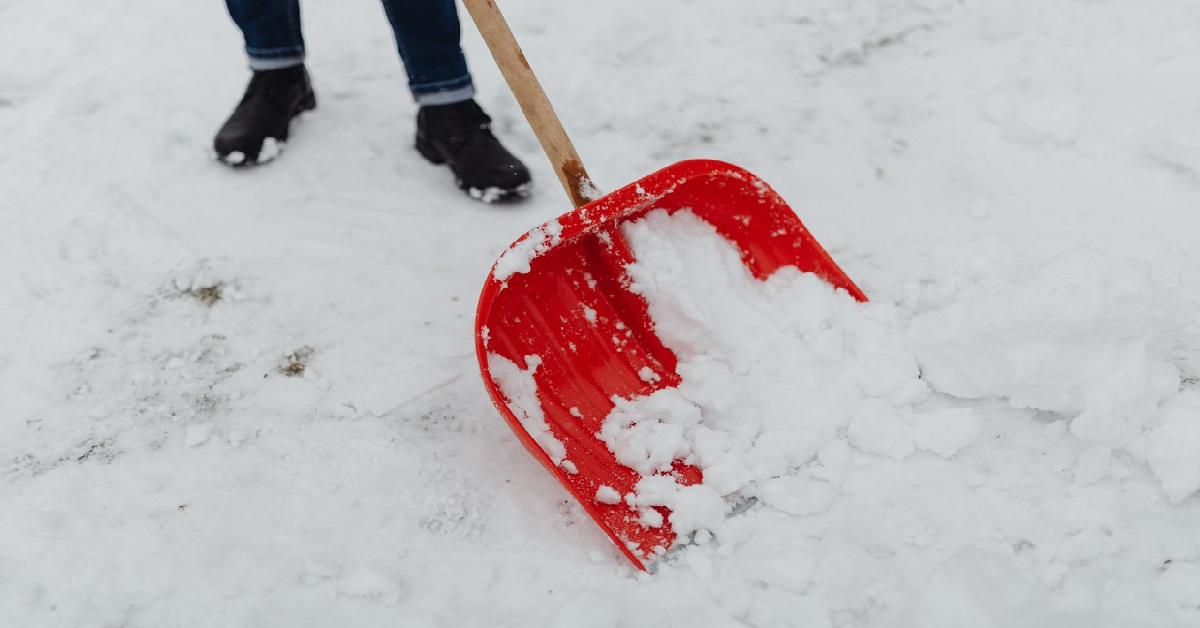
[[5, 0, 1200, 626]]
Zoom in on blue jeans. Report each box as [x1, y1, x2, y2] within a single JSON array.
[[225, 0, 474, 104]]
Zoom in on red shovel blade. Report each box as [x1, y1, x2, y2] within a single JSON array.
[[475, 159, 866, 570]]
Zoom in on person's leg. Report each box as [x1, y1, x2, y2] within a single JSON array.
[[379, 0, 474, 105], [379, 0, 531, 201], [226, 0, 307, 69], [213, 0, 315, 165]]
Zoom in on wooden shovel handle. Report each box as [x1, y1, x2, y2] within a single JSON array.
[[460, 0, 595, 208]]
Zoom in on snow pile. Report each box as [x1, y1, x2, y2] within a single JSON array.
[[602, 209, 927, 536], [587, 209, 1200, 544], [563, 209, 1200, 624], [907, 247, 1200, 498], [909, 248, 1183, 442]]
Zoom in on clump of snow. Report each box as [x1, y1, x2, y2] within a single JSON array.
[[258, 137, 282, 163], [487, 353, 567, 466], [911, 408, 981, 458], [1147, 391, 1200, 502], [492, 219, 565, 280], [595, 485, 622, 505]]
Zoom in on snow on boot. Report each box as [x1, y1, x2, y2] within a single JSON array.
[[415, 99, 532, 203], [213, 65, 316, 167]]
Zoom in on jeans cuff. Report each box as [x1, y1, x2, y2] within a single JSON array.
[[247, 53, 306, 71], [413, 84, 476, 106]]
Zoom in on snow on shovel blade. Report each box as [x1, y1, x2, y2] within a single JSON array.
[[474, 159, 866, 570]]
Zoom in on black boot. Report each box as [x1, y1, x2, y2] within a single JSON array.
[[416, 99, 532, 203], [213, 65, 316, 166]]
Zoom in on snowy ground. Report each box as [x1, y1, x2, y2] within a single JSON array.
[[4, 0, 1200, 626]]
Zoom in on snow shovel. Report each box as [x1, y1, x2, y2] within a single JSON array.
[[463, 0, 867, 570]]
